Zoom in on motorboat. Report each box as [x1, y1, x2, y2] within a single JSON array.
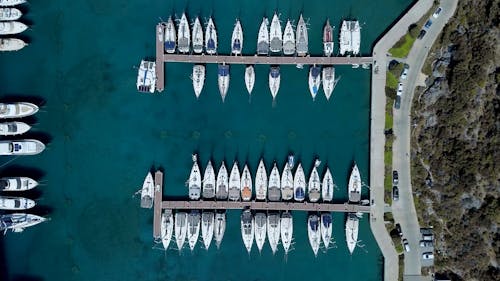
[[244, 65, 255, 95], [140, 172, 154, 208], [231, 19, 243, 55], [157, 22, 165, 46], [0, 8, 22, 21], [280, 212, 293, 254], [0, 213, 46, 234], [187, 210, 201, 251], [202, 160, 216, 199], [339, 20, 349, 56], [0, 139, 45, 156], [188, 154, 201, 200], [201, 211, 214, 250], [0, 102, 38, 119], [268, 162, 281, 201], [240, 164, 252, 201], [174, 212, 188, 251], [322, 67, 336, 100], [351, 21, 361, 55], [267, 212, 280, 255], [0, 0, 26, 7], [0, 38, 27, 51], [346, 212, 359, 254], [254, 212, 267, 253], [0, 21, 27, 35], [293, 163, 306, 201], [308, 159, 321, 202], [160, 210, 173, 250], [0, 196, 35, 210], [192, 64, 205, 98], [0, 121, 31, 136], [217, 63, 230, 102], [308, 65, 321, 100], [308, 214, 321, 256], [269, 12, 282, 53], [214, 212, 226, 249], [0, 177, 38, 192], [136, 60, 156, 93], [268, 66, 280, 101], [257, 17, 269, 55], [288, 155, 295, 169], [164, 17, 176, 53], [281, 157, 294, 200], [283, 19, 295, 55], [177, 13, 190, 53], [205, 17, 217, 55], [322, 167, 335, 202], [320, 212, 333, 249], [349, 163, 362, 203], [296, 14, 308, 56], [228, 161, 241, 201], [192, 17, 204, 54], [255, 159, 267, 200], [241, 209, 254, 254], [323, 19, 334, 57], [215, 161, 229, 200]]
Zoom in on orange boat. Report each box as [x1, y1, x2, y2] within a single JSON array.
[[240, 164, 253, 201]]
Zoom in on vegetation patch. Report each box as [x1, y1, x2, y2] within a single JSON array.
[[389, 34, 416, 58]]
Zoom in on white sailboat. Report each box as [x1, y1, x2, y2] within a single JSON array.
[[136, 60, 156, 93], [216, 161, 229, 200], [0, 21, 27, 35], [267, 212, 281, 255], [192, 64, 205, 99], [205, 17, 217, 55], [0, 102, 38, 119], [281, 157, 294, 200], [188, 154, 201, 200], [352, 21, 361, 55], [0, 0, 26, 7], [0, 196, 35, 210], [245, 65, 255, 95], [187, 210, 201, 251], [231, 19, 243, 55], [0, 139, 45, 156], [214, 212, 226, 249], [257, 17, 269, 55], [201, 211, 214, 250], [269, 12, 282, 53], [217, 63, 230, 102], [268, 162, 281, 201], [339, 20, 349, 56], [349, 163, 361, 203], [160, 210, 173, 250], [228, 161, 241, 201], [177, 13, 190, 53], [254, 212, 267, 253], [0, 38, 27, 51], [322, 67, 337, 101], [174, 212, 188, 251], [240, 164, 252, 201], [192, 17, 204, 54], [0, 213, 46, 234], [202, 160, 216, 199], [268, 66, 280, 101], [296, 14, 308, 56], [323, 19, 334, 57], [308, 214, 321, 256], [140, 172, 154, 208], [322, 167, 335, 201], [308, 159, 321, 202], [0, 177, 38, 192], [280, 212, 293, 254], [0, 8, 22, 21], [0, 121, 30, 136], [308, 65, 322, 101], [241, 209, 254, 254], [320, 212, 333, 249], [255, 159, 268, 200], [164, 16, 176, 54], [346, 213, 359, 254], [293, 163, 306, 202], [283, 19, 295, 55]]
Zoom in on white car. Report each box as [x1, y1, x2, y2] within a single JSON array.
[[422, 252, 434, 260], [403, 239, 410, 252], [400, 67, 409, 80], [397, 83, 404, 95], [433, 7, 443, 18]]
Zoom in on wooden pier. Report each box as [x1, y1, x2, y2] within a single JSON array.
[[155, 24, 165, 92]]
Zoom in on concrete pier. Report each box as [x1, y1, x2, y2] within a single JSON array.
[[155, 23, 165, 92], [152, 170, 163, 239]]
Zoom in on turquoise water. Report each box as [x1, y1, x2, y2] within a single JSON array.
[[0, 0, 412, 280]]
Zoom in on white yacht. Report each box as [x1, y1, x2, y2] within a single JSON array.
[[136, 60, 156, 93], [241, 209, 254, 254], [217, 63, 230, 102], [349, 163, 362, 202], [339, 20, 361, 55], [280, 212, 293, 254], [228, 161, 241, 201], [187, 210, 201, 251], [0, 21, 27, 35], [205, 17, 217, 55], [255, 159, 267, 200], [192, 17, 203, 54], [257, 17, 269, 55], [267, 212, 280, 255], [188, 154, 202, 200], [322, 67, 337, 100], [293, 163, 306, 202], [0, 177, 38, 192], [192, 64, 205, 98], [320, 212, 333, 249], [0, 0, 26, 7], [160, 210, 173, 250], [281, 157, 294, 200], [254, 212, 267, 253], [269, 12, 282, 53], [177, 13, 190, 53], [0, 38, 27, 51], [296, 14, 308, 56], [202, 160, 215, 199], [0, 8, 22, 21], [214, 212, 226, 249], [174, 212, 188, 251], [158, 22, 164, 46], [0, 196, 35, 210], [231, 19, 243, 55], [240, 164, 252, 201], [283, 19, 295, 55], [268, 162, 281, 201], [346, 213, 359, 254], [0, 213, 46, 234], [0, 102, 38, 119], [322, 167, 335, 202], [244, 65, 255, 95], [201, 211, 214, 250], [0, 139, 45, 156], [164, 16, 176, 54], [308, 214, 321, 256], [308, 159, 321, 202], [0, 121, 30, 136], [339, 20, 350, 56], [323, 19, 334, 57], [215, 161, 229, 200], [308, 65, 322, 101], [140, 172, 154, 208], [351, 21, 361, 55], [268, 66, 280, 101]]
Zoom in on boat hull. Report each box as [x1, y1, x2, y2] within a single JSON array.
[[0, 139, 45, 156], [0, 177, 38, 192]]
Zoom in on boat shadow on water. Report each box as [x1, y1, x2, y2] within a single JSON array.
[[0, 95, 45, 107]]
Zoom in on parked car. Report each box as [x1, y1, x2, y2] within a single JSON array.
[[400, 64, 409, 80], [424, 19, 433, 29], [433, 7, 443, 18], [422, 252, 434, 260], [417, 29, 427, 39], [393, 170, 399, 185], [403, 239, 410, 252], [420, 240, 434, 247], [397, 83, 404, 95], [423, 234, 434, 241], [393, 186, 399, 201], [394, 95, 401, 109], [395, 223, 403, 237]]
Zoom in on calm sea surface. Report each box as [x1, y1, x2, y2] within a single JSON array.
[[0, 0, 412, 280]]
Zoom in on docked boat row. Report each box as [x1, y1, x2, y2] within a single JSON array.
[[0, 102, 37, 135], [0, 1, 29, 52], [339, 20, 361, 56]]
